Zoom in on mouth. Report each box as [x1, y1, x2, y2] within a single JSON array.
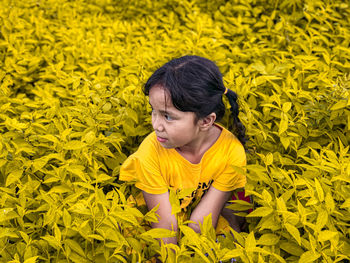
[[156, 136, 168, 143]]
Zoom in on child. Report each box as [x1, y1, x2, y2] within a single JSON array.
[[119, 55, 247, 244]]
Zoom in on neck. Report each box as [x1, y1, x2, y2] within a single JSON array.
[[176, 125, 220, 157]]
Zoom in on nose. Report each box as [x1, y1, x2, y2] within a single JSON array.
[[152, 113, 165, 132]]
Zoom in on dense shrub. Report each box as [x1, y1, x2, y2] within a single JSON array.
[[0, 0, 349, 262]]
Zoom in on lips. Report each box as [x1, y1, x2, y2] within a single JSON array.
[[156, 136, 168, 143]]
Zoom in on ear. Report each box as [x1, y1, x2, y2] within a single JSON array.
[[198, 112, 216, 131]]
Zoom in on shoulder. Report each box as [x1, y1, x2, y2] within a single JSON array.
[[120, 132, 161, 181], [218, 125, 246, 164], [136, 131, 159, 155], [121, 132, 160, 167]]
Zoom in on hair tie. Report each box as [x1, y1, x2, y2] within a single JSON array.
[[224, 87, 228, 95]]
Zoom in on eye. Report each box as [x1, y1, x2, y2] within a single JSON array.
[[164, 114, 173, 121]]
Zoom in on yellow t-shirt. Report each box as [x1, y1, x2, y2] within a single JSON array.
[[120, 123, 246, 213]]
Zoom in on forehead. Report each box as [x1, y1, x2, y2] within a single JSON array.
[[148, 85, 175, 109]]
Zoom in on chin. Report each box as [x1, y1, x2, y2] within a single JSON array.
[[159, 142, 174, 149]]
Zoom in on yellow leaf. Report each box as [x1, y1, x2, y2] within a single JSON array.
[[23, 256, 39, 263], [314, 178, 324, 202], [330, 100, 347, 110], [64, 239, 85, 257], [316, 209, 328, 232], [226, 200, 253, 211], [83, 131, 96, 145], [325, 192, 335, 213], [63, 140, 87, 150], [169, 188, 181, 215], [112, 211, 139, 226], [245, 231, 256, 250], [18, 231, 29, 244], [141, 228, 176, 239], [265, 153, 273, 166], [126, 107, 138, 123], [340, 198, 350, 209], [53, 224, 61, 243], [41, 236, 60, 249], [282, 102, 292, 112], [257, 233, 279, 246], [285, 223, 301, 245], [279, 118, 288, 135], [280, 241, 304, 256], [102, 102, 112, 112], [280, 136, 290, 149], [298, 251, 320, 263], [63, 208, 71, 228], [246, 207, 273, 217], [318, 230, 338, 242], [87, 234, 105, 241], [220, 248, 243, 261], [66, 165, 88, 182], [5, 170, 22, 186]]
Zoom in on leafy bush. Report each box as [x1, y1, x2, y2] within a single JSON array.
[[0, 0, 349, 262]]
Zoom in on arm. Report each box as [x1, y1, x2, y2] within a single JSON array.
[[188, 186, 232, 233], [143, 191, 178, 244]]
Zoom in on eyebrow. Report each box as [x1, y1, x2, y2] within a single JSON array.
[[148, 101, 177, 116]]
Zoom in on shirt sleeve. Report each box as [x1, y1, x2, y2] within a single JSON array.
[[119, 133, 168, 195], [212, 142, 247, 192]]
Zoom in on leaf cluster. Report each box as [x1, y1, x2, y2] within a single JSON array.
[[0, 0, 349, 262]]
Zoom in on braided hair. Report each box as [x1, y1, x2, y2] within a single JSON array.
[[144, 55, 247, 147]]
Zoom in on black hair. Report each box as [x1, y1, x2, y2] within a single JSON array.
[[144, 55, 247, 146]]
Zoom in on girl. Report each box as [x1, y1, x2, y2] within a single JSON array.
[[120, 55, 247, 244]]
